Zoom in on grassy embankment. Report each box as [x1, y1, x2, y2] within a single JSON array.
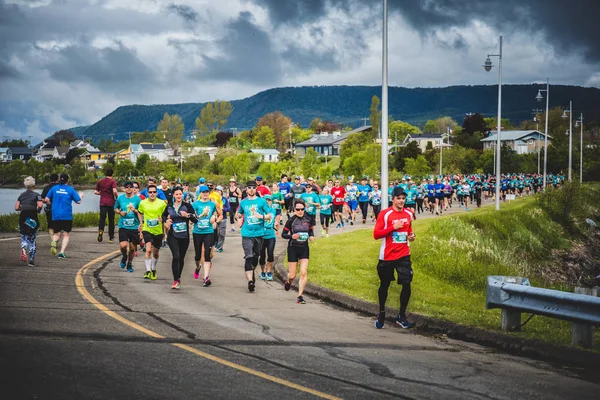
[[0, 212, 115, 233], [309, 193, 600, 350]]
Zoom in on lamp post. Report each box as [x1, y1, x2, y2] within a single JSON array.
[[483, 35, 502, 211], [535, 79, 550, 189], [532, 109, 543, 175], [575, 113, 583, 183], [561, 101, 573, 181], [380, 0, 389, 207]]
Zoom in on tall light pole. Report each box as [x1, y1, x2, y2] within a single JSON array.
[[575, 113, 583, 183], [562, 102, 573, 181], [380, 0, 389, 207], [484, 35, 502, 211], [532, 108, 543, 175], [535, 79, 550, 189]]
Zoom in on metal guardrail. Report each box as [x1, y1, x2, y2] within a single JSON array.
[[486, 276, 600, 348]]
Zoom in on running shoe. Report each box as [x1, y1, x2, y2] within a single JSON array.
[[341, 221, 345, 227], [134, 251, 138, 257], [217, 247, 223, 253], [325, 234, 330, 238], [362, 219, 366, 224], [203, 277, 212, 287], [50, 241, 57, 255], [20, 248, 27, 263], [28, 261, 35, 267], [172, 280, 180, 289], [465, 207, 469, 211], [284, 281, 291, 291], [260, 272, 266, 280], [321, 229, 326, 235], [296, 295, 306, 304], [266, 272, 273, 281], [58, 253, 67, 259], [120, 261, 127, 269], [230, 228, 235, 233], [336, 224, 341, 228], [248, 280, 255, 292], [350, 220, 353, 225], [126, 265, 134, 273], [193, 268, 200, 279], [395, 315, 414, 329], [108, 239, 114, 244], [143, 271, 151, 279], [374, 312, 385, 329], [151, 270, 157, 280], [97, 230, 103, 242]]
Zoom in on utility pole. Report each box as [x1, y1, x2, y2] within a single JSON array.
[[532, 108, 543, 175], [361, 117, 369, 127]]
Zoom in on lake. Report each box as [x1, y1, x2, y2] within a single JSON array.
[[0, 188, 100, 215]]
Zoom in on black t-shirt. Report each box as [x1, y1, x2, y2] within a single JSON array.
[[41, 182, 57, 213], [18, 190, 42, 212]]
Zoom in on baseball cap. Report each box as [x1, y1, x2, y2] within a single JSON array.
[[207, 180, 214, 185], [294, 176, 300, 180], [123, 180, 134, 188], [215, 185, 223, 191], [198, 185, 209, 193], [256, 176, 263, 181], [246, 180, 257, 187], [307, 177, 313, 181], [198, 177, 205, 183], [392, 187, 406, 197], [264, 194, 272, 200]]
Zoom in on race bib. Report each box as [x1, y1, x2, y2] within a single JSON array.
[[294, 193, 301, 199], [147, 218, 159, 227], [122, 217, 136, 227], [392, 231, 407, 244], [306, 206, 314, 213], [335, 198, 343, 202], [173, 221, 187, 233], [298, 232, 309, 241], [273, 203, 280, 210], [197, 219, 210, 229], [372, 200, 380, 206], [229, 197, 237, 203]]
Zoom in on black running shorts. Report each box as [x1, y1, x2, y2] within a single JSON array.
[[377, 256, 413, 284], [142, 231, 163, 249], [287, 244, 310, 262], [119, 228, 140, 245], [53, 219, 73, 233]]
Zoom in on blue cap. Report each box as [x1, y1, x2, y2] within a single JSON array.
[[256, 176, 263, 181], [264, 194, 272, 200], [198, 185, 209, 192], [199, 177, 205, 183]]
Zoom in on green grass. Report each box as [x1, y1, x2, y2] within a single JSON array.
[[0, 212, 118, 233], [309, 197, 600, 350]]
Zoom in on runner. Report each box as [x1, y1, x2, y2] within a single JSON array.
[[236, 181, 272, 292], [139, 177, 167, 201], [259, 195, 279, 281], [434, 178, 445, 215], [15, 176, 43, 266], [270, 183, 284, 224], [137, 183, 167, 280], [182, 182, 195, 203], [300, 184, 319, 226], [226, 177, 242, 232], [255, 176, 271, 197], [278, 175, 293, 219], [416, 179, 426, 216], [132, 182, 144, 254], [462, 180, 471, 210], [306, 177, 320, 194], [345, 178, 359, 224], [473, 177, 483, 208], [330, 179, 346, 228], [114, 180, 141, 272], [215, 185, 228, 253], [191, 185, 222, 286], [281, 199, 315, 304], [290, 176, 306, 206], [318, 186, 333, 237], [95, 167, 118, 243], [357, 177, 371, 224], [159, 177, 174, 204], [41, 173, 59, 238], [426, 178, 436, 213], [45, 173, 83, 259], [164, 186, 194, 289], [369, 181, 382, 219], [373, 187, 416, 329]]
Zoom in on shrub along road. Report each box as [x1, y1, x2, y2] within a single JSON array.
[[0, 204, 598, 399]]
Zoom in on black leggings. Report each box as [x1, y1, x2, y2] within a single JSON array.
[[167, 232, 189, 281], [372, 204, 381, 219], [416, 198, 424, 214], [259, 237, 276, 265], [378, 279, 411, 318], [359, 201, 369, 220], [320, 213, 330, 228], [228, 206, 237, 224], [99, 206, 115, 239], [193, 233, 214, 262]]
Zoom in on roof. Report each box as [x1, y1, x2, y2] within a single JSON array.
[[8, 147, 32, 154], [140, 143, 167, 150], [250, 149, 280, 155], [406, 133, 448, 140], [296, 131, 350, 147], [481, 130, 551, 142], [54, 146, 69, 154], [0, 147, 10, 153]]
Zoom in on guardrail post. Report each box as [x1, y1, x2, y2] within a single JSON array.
[[572, 287, 599, 348], [501, 309, 521, 331]]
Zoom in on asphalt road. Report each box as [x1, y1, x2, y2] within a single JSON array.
[[1, 201, 599, 399]]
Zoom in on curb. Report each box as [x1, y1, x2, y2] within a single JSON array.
[[272, 246, 600, 375]]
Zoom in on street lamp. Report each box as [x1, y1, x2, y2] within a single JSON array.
[[532, 108, 543, 175], [575, 113, 583, 183], [380, 0, 389, 207], [535, 79, 550, 189], [483, 35, 502, 211], [561, 101, 573, 181]]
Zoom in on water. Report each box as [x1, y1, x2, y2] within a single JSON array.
[[0, 188, 100, 215]]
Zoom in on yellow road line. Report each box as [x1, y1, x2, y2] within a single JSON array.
[[75, 250, 342, 400]]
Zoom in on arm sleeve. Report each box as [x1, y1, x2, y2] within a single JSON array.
[[281, 217, 293, 239], [373, 212, 394, 240]]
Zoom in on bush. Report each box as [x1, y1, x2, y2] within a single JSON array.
[[0, 212, 119, 233]]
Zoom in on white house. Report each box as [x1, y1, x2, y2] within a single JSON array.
[[481, 130, 551, 155], [402, 133, 450, 152], [0, 148, 12, 162], [69, 140, 100, 153], [250, 148, 280, 162], [129, 143, 173, 163], [295, 126, 372, 157], [187, 147, 220, 161], [52, 146, 69, 160]]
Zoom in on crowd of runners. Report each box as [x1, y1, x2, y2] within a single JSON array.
[[13, 170, 565, 315]]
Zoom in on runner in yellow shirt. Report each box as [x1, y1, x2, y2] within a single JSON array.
[[137, 184, 167, 281]]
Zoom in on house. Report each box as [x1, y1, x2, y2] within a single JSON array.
[[69, 140, 100, 153], [250, 149, 280, 163], [52, 146, 69, 160], [80, 150, 114, 167], [8, 147, 33, 161], [296, 126, 372, 157], [402, 133, 450, 152], [481, 130, 551, 155], [129, 143, 173, 163], [0, 148, 12, 162], [187, 147, 219, 161]]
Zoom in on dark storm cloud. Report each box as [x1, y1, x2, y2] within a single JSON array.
[[195, 12, 282, 84], [0, 61, 21, 79], [166, 3, 200, 23], [252, 0, 600, 62]]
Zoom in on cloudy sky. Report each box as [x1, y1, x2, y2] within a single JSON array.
[[1, 0, 599, 142]]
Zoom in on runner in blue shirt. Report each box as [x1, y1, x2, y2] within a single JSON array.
[[426, 178, 436, 214], [45, 173, 82, 259], [300, 185, 320, 225], [318, 187, 333, 237], [114, 181, 142, 272], [434, 178, 445, 215], [357, 177, 371, 224], [192, 186, 222, 286], [259, 195, 279, 281], [278, 174, 293, 217], [405, 183, 417, 219]]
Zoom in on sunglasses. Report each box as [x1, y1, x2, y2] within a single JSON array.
[[133, 186, 139, 189], [124, 186, 133, 189], [295, 208, 305, 211], [148, 191, 157, 194]]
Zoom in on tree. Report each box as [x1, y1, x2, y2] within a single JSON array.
[[215, 131, 233, 147], [309, 118, 322, 132], [314, 121, 341, 134], [0, 139, 28, 147], [114, 159, 136, 178], [369, 95, 381, 139], [252, 126, 276, 149], [48, 129, 76, 147], [196, 100, 233, 135], [131, 130, 155, 144], [301, 148, 320, 178], [136, 153, 150, 171], [423, 116, 458, 134], [404, 155, 432, 177], [256, 111, 292, 151], [388, 120, 421, 144], [156, 113, 185, 157], [462, 113, 487, 135], [484, 117, 514, 131], [340, 131, 372, 165], [392, 141, 421, 171], [65, 147, 86, 165]]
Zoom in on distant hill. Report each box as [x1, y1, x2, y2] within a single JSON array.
[[72, 85, 600, 142]]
